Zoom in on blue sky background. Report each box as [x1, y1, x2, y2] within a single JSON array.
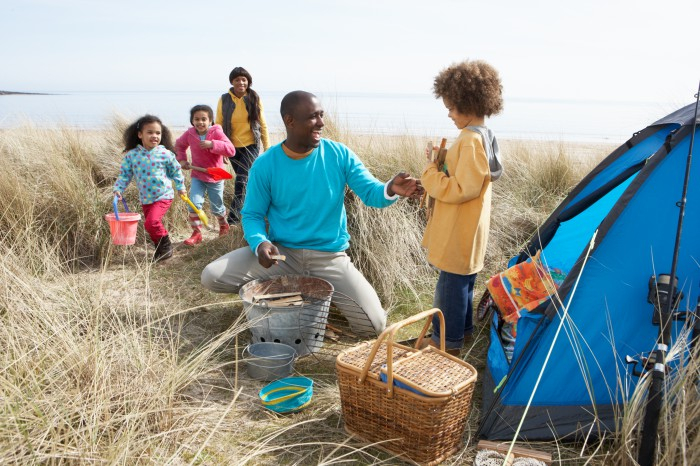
[[1, 0, 698, 104]]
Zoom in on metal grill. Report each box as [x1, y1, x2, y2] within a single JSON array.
[[239, 275, 377, 359]]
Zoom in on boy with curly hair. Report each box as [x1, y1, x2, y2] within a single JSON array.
[[421, 59, 504, 355]]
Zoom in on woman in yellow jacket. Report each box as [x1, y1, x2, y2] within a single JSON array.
[[216, 66, 270, 225], [421, 59, 504, 356]]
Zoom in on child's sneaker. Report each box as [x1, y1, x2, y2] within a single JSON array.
[[219, 223, 230, 237], [184, 230, 203, 246]]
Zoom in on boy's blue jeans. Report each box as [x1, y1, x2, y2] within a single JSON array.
[[431, 270, 476, 350], [189, 178, 226, 217]]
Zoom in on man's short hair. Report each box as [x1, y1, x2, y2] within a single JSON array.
[[280, 90, 317, 120]]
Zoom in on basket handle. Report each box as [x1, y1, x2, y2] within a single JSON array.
[[358, 308, 445, 396], [260, 386, 307, 406]]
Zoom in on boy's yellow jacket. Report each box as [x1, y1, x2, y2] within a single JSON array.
[[421, 128, 492, 275]]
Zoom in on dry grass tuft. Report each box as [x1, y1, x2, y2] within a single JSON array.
[[0, 221, 249, 463]]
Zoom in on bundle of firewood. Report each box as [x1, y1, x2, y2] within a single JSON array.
[[252, 292, 304, 307], [419, 137, 447, 218]]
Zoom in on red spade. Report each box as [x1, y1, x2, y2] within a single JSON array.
[[190, 165, 233, 181]]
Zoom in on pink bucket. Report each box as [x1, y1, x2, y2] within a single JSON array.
[[105, 212, 141, 245]]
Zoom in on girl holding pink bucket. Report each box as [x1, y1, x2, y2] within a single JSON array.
[[113, 114, 186, 262]]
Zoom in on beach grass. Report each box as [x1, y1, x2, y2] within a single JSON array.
[[1, 119, 696, 465]]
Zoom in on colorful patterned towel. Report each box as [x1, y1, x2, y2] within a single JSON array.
[[486, 251, 567, 337]]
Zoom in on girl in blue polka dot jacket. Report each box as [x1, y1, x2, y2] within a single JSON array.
[[113, 114, 186, 262]]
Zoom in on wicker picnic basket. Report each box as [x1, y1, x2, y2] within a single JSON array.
[[336, 308, 477, 465]]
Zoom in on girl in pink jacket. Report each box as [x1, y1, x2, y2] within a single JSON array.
[[176, 105, 236, 245]]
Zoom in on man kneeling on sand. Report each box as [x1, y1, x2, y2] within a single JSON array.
[[201, 90, 422, 335]]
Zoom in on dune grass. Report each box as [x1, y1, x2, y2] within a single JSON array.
[[0, 119, 696, 465]]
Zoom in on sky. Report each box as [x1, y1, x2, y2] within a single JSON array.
[[1, 0, 699, 105]]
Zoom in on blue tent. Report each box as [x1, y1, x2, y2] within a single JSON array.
[[479, 103, 700, 440]]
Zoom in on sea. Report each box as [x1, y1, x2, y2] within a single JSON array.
[[0, 90, 687, 145]]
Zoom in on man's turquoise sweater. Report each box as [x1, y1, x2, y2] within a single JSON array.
[[242, 139, 397, 253]]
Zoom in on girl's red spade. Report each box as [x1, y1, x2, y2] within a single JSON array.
[[190, 165, 233, 181]]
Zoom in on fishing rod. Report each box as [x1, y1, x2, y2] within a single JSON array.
[[638, 80, 700, 466]]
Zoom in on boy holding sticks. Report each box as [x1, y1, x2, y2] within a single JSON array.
[[420, 59, 504, 356]]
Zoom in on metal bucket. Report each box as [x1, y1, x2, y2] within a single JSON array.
[[240, 275, 333, 357], [243, 342, 297, 381]]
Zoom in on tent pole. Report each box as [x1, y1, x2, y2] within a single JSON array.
[[638, 81, 700, 466]]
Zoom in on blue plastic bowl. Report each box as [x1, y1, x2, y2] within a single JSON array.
[[259, 376, 313, 413]]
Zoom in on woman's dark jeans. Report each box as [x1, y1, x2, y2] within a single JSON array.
[[227, 144, 259, 224]]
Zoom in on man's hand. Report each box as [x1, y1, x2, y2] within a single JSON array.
[[180, 160, 191, 170], [388, 172, 424, 199], [257, 241, 282, 269]]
